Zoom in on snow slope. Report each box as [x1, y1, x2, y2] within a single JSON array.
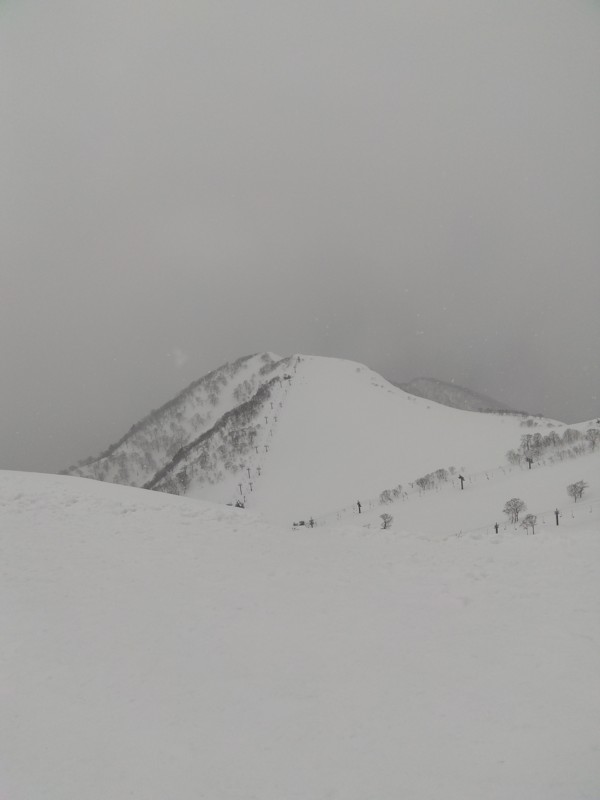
[[1, 470, 599, 800], [65, 352, 288, 487], [349, 448, 600, 538], [231, 356, 565, 523]]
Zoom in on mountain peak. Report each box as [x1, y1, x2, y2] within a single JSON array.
[[65, 353, 572, 524]]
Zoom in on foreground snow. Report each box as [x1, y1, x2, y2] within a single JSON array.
[[1, 471, 600, 799]]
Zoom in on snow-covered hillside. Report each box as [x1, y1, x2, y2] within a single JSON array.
[[65, 353, 290, 487], [175, 355, 569, 523], [65, 353, 592, 530], [396, 376, 516, 413], [2, 469, 599, 800], [346, 446, 600, 538]]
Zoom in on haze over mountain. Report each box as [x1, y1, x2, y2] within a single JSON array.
[[395, 377, 518, 414], [2, 0, 600, 475]]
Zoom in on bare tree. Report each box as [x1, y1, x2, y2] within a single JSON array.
[[532, 433, 544, 450], [380, 513, 393, 530], [416, 475, 434, 491], [506, 449, 522, 466], [567, 480, 588, 502], [521, 513, 537, 535], [562, 428, 582, 444], [503, 497, 526, 524], [521, 433, 533, 451], [585, 428, 600, 451]]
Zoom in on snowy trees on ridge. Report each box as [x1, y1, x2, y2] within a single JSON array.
[[506, 425, 599, 468]]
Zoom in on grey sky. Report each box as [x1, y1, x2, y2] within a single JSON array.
[[1, 0, 599, 473]]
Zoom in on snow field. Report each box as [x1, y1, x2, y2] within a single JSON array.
[[348, 449, 600, 538], [1, 470, 599, 799]]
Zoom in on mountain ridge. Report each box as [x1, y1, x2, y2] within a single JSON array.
[[64, 352, 291, 488], [393, 376, 526, 415]]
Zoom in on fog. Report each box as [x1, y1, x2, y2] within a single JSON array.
[[1, 0, 599, 472]]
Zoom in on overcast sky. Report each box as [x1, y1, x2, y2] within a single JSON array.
[[2, 0, 599, 473]]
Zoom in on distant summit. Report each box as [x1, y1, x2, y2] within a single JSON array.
[[393, 377, 519, 414], [64, 354, 563, 523]]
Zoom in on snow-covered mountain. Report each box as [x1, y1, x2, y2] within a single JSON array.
[[65, 352, 294, 488], [394, 376, 518, 414], [67, 353, 590, 525]]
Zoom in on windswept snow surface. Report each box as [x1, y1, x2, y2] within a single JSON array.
[[2, 470, 600, 800]]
